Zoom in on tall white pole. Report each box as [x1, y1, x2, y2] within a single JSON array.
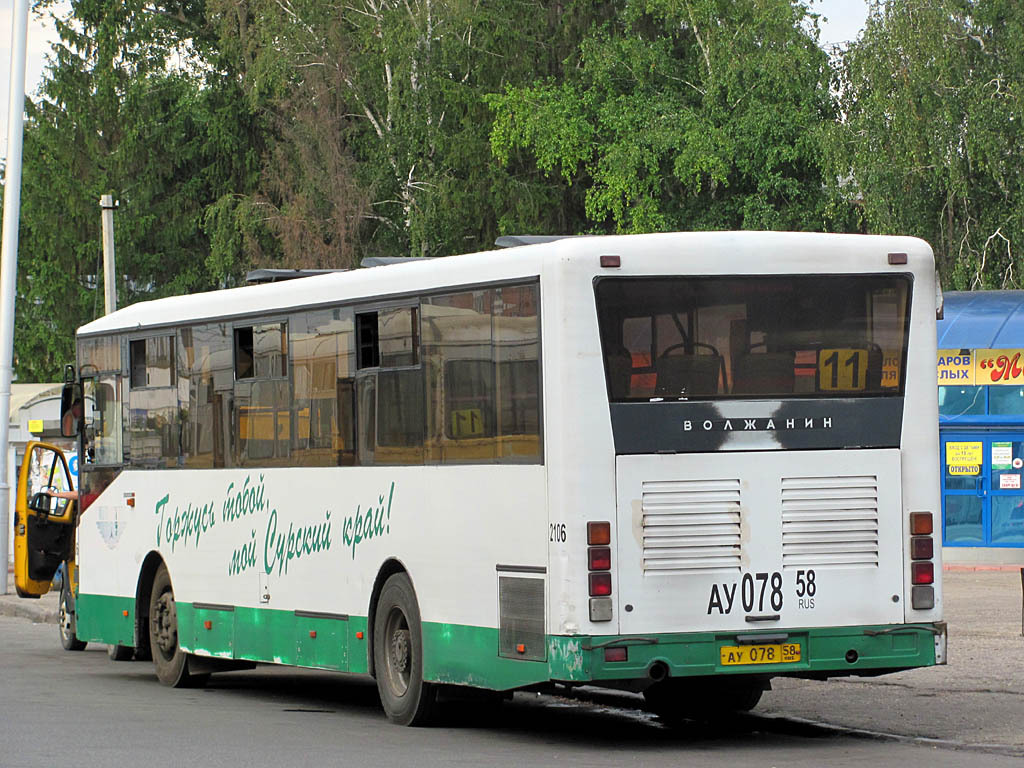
[[0, 0, 31, 594], [100, 195, 117, 314]]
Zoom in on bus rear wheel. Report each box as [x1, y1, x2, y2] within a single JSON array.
[[107, 643, 134, 661], [58, 582, 86, 652], [148, 564, 208, 688], [373, 573, 437, 726], [644, 677, 764, 723]]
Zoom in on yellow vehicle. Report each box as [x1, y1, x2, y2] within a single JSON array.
[[12, 439, 86, 650]]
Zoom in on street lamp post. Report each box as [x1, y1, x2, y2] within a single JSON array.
[[0, 0, 31, 594]]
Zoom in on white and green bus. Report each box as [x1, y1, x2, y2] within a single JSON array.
[[15, 232, 945, 725]]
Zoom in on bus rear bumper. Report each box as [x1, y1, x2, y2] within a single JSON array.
[[548, 623, 944, 684]]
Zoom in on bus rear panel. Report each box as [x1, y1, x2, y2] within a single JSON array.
[[542, 233, 943, 695]]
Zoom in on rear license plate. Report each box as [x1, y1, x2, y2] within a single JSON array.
[[720, 643, 801, 666]]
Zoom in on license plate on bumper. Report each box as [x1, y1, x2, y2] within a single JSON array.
[[720, 643, 801, 666]]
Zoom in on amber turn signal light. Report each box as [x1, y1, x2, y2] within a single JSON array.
[[587, 521, 611, 546], [910, 512, 933, 535]]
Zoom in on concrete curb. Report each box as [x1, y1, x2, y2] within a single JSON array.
[[943, 564, 1024, 572], [0, 593, 59, 625]]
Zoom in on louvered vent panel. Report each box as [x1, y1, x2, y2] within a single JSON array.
[[641, 478, 741, 574], [781, 475, 879, 568]]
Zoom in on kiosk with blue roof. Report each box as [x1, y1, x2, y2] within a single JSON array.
[[938, 290, 1024, 562]]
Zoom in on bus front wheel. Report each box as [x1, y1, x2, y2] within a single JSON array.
[[148, 564, 208, 688], [373, 573, 437, 726]]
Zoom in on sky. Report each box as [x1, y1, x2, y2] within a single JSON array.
[[0, 0, 871, 163]]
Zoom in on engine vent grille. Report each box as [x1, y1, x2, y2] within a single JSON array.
[[498, 576, 546, 661], [781, 475, 879, 569], [641, 478, 742, 574]]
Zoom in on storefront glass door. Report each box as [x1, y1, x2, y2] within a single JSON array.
[[942, 434, 1024, 547]]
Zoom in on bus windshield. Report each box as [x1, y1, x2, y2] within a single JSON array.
[[596, 274, 911, 401]]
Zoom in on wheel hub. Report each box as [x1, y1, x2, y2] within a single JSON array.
[[152, 591, 178, 656], [59, 596, 73, 640], [390, 629, 410, 674]]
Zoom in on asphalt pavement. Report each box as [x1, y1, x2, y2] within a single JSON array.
[[2, 566, 1022, 753]]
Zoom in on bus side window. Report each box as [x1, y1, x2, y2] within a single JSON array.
[[83, 377, 123, 465]]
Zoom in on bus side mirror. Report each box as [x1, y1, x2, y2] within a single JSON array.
[[60, 382, 83, 438]]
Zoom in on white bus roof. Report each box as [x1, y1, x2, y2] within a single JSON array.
[[77, 231, 931, 337]]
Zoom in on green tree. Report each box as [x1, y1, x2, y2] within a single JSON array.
[[488, 0, 838, 234], [211, 0, 591, 265], [834, 0, 1024, 289], [11, 0, 260, 380]]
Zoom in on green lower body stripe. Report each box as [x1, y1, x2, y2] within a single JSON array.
[[74, 593, 938, 690]]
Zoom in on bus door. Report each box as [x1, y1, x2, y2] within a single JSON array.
[[942, 433, 1024, 547], [13, 442, 76, 598]]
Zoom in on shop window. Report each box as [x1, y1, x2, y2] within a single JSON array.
[[989, 386, 1024, 416], [938, 385, 986, 416]]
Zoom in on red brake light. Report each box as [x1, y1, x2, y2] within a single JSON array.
[[603, 646, 628, 662], [589, 572, 612, 596], [587, 521, 611, 546], [588, 546, 611, 570], [911, 562, 934, 585], [600, 255, 621, 268], [911, 536, 933, 560], [910, 512, 933, 535]]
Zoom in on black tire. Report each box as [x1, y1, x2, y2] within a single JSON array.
[[148, 564, 208, 688], [107, 643, 134, 661], [373, 573, 437, 726], [644, 678, 764, 723], [58, 583, 87, 652]]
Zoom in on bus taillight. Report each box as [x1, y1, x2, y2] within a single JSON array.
[[909, 512, 935, 608], [911, 536, 933, 560], [588, 547, 611, 570], [910, 512, 933, 535], [589, 572, 612, 596], [588, 520, 613, 621], [587, 521, 611, 545], [911, 562, 934, 585]]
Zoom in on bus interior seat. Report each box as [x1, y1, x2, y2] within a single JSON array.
[[655, 353, 723, 397], [606, 343, 633, 399], [732, 352, 795, 395]]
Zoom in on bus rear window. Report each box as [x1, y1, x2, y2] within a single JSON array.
[[596, 275, 911, 401]]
